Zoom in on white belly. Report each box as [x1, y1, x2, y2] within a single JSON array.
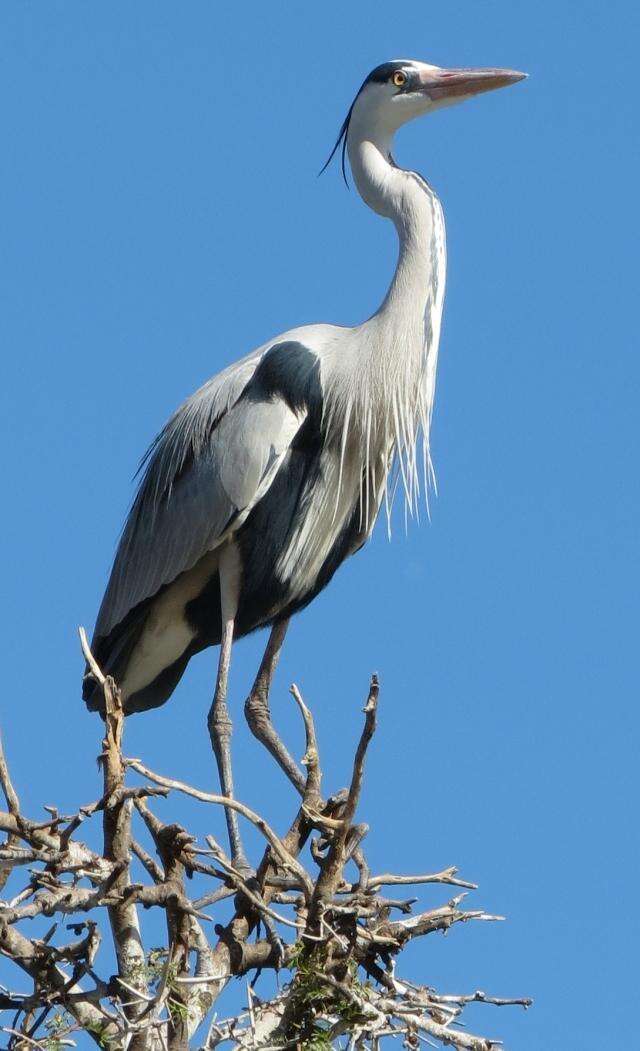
[[120, 550, 219, 697]]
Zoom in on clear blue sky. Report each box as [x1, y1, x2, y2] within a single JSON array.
[[1, 2, 638, 1047]]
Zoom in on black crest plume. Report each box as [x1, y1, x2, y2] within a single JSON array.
[[319, 63, 405, 187], [319, 103, 355, 187]]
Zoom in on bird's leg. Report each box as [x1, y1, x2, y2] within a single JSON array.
[[207, 545, 248, 870], [244, 619, 305, 795]]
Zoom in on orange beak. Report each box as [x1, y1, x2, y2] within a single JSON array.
[[417, 66, 527, 102]]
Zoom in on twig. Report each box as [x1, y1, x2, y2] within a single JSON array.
[[308, 675, 379, 921], [204, 842, 303, 932], [0, 733, 20, 815], [289, 684, 321, 801], [131, 839, 164, 884], [366, 867, 478, 892], [124, 757, 312, 894], [78, 626, 105, 686]]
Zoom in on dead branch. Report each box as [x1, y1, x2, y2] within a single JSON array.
[[0, 638, 530, 1051]]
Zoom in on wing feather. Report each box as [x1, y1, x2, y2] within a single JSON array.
[[94, 357, 304, 638]]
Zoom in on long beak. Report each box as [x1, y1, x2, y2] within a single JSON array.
[[418, 66, 527, 102]]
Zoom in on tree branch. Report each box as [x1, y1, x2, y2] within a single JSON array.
[[0, 645, 530, 1051]]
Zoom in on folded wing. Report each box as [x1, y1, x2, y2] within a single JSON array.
[[94, 355, 306, 640]]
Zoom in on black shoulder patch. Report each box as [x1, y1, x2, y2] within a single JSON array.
[[244, 341, 323, 420]]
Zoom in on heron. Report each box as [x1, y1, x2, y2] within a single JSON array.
[[84, 58, 526, 864]]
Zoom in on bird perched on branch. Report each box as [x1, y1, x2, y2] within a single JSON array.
[[84, 58, 526, 863]]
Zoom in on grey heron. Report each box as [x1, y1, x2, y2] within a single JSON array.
[[84, 58, 526, 864]]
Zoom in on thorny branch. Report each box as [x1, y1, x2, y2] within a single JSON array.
[[0, 632, 531, 1050]]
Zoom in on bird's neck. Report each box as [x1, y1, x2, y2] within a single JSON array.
[[347, 130, 446, 334], [341, 127, 446, 519]]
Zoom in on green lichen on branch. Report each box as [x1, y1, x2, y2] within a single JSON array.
[[276, 943, 372, 1047]]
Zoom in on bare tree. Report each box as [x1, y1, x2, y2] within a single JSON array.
[[0, 631, 531, 1049]]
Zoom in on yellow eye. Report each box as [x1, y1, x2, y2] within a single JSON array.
[[392, 70, 407, 88]]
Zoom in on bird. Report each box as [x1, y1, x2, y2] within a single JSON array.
[[84, 58, 526, 864]]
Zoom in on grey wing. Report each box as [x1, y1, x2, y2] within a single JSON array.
[[94, 357, 304, 638]]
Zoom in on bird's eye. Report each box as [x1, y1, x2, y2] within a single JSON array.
[[392, 70, 407, 88]]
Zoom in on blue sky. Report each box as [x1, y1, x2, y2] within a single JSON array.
[[1, 2, 638, 1047]]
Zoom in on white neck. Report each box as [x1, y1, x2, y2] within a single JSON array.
[[347, 125, 445, 331], [332, 120, 446, 519]]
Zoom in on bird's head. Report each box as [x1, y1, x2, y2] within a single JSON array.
[[323, 58, 527, 183]]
